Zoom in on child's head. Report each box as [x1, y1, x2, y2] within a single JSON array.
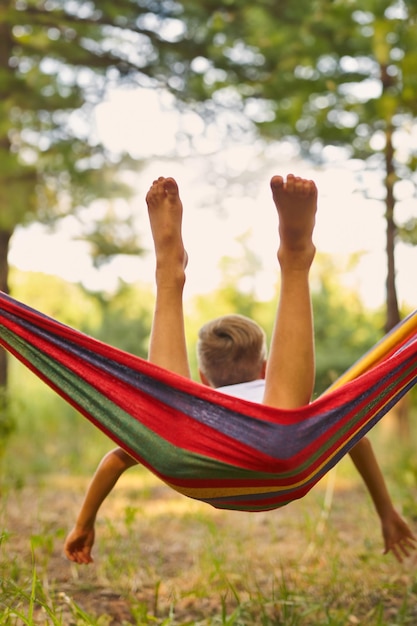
[[197, 314, 267, 388]]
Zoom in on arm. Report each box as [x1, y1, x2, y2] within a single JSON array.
[[349, 437, 416, 562], [64, 448, 138, 564]]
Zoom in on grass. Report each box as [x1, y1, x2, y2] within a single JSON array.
[[1, 475, 417, 625], [1, 365, 417, 625]]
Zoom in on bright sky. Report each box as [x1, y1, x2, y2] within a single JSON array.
[[9, 88, 416, 310]]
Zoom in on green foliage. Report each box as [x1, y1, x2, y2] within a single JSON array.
[[1, 0, 217, 290], [1, 270, 102, 454], [185, 235, 277, 379], [185, 248, 387, 395], [82, 280, 153, 358], [78, 208, 146, 269], [0, 389, 14, 458], [10, 269, 102, 331], [1, 0, 416, 287], [4, 361, 110, 480], [0, 270, 154, 463], [398, 217, 417, 245], [311, 254, 385, 394], [172, 0, 417, 329], [198, 0, 417, 143], [5, 0, 415, 229], [2, 0, 416, 381], [10, 268, 154, 357]]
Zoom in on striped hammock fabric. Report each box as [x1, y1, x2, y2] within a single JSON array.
[[0, 290, 416, 513]]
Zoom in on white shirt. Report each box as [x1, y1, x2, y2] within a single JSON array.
[[216, 379, 265, 402]]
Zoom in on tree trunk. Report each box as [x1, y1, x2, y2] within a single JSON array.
[[0, 229, 11, 389], [383, 120, 408, 438], [384, 123, 400, 333]]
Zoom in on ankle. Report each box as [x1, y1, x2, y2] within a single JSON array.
[[278, 243, 316, 271], [155, 265, 186, 291]]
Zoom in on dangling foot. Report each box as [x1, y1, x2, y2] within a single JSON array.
[[146, 177, 188, 285], [270, 174, 317, 270]]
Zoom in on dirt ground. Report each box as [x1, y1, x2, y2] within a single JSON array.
[[2, 469, 417, 625]]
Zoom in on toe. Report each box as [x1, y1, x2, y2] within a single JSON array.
[[164, 177, 179, 195], [270, 175, 284, 189]]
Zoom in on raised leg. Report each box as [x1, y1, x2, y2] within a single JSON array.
[[146, 177, 191, 378], [263, 174, 317, 408]]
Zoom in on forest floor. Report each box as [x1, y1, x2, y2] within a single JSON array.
[[2, 462, 417, 625]]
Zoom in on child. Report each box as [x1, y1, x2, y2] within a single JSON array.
[[64, 175, 416, 565]]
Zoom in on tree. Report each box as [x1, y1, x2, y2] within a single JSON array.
[[0, 0, 223, 390], [311, 254, 384, 393], [3, 0, 415, 385], [174, 0, 417, 332]]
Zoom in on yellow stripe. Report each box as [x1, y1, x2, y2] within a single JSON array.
[[164, 483, 279, 498], [325, 311, 417, 394]]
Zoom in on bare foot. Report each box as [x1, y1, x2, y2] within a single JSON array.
[[270, 174, 317, 270], [146, 177, 188, 282]]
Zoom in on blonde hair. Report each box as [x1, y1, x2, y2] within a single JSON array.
[[197, 314, 267, 388]]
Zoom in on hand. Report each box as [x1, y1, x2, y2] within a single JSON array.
[[381, 509, 417, 563], [64, 525, 95, 564]]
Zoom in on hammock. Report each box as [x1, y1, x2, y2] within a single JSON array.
[[0, 290, 416, 513]]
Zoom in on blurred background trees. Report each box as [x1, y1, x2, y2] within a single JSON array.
[[174, 0, 417, 333]]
